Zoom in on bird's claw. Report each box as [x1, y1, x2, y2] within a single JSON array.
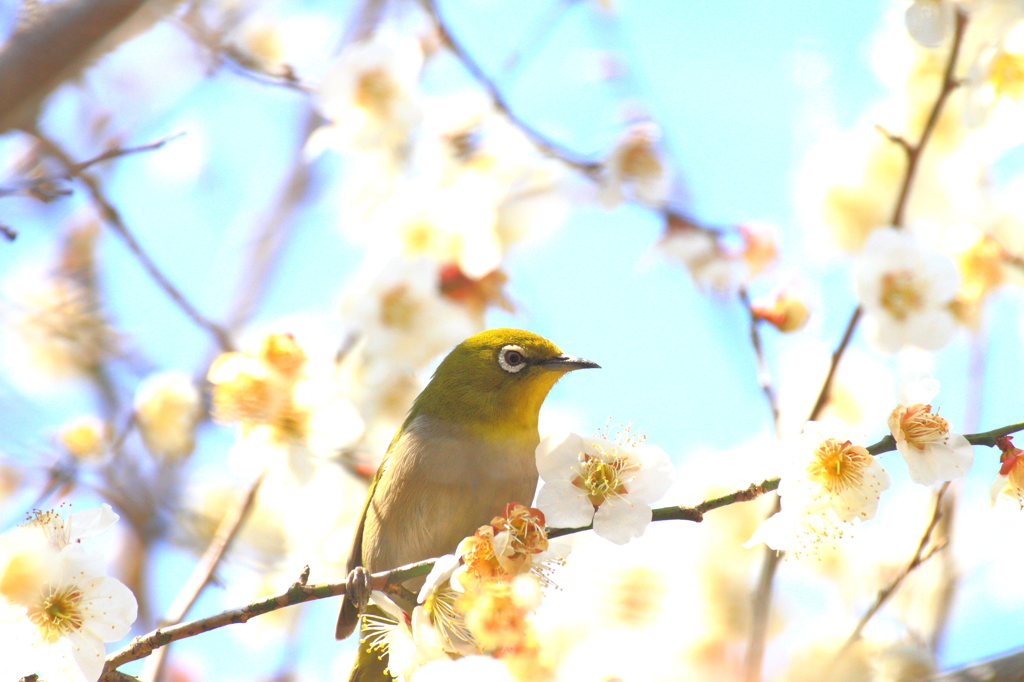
[[345, 565, 371, 611]]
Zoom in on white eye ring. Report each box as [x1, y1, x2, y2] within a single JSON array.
[[498, 345, 528, 373]]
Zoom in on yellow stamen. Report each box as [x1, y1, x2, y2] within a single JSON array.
[[806, 438, 871, 495]]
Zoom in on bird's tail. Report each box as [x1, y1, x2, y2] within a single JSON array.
[[336, 592, 361, 640]]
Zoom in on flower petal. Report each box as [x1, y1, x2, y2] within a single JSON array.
[[536, 432, 584, 482], [592, 497, 653, 545], [898, 435, 974, 485], [535, 480, 595, 528], [626, 443, 674, 503]]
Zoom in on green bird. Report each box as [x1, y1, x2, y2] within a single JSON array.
[[336, 328, 598, 681]]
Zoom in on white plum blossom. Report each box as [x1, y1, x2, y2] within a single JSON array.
[[597, 123, 669, 209], [963, 21, 1024, 127], [31, 503, 120, 549], [991, 437, 1024, 506], [853, 227, 960, 353], [309, 33, 424, 156], [888, 376, 973, 484], [134, 371, 203, 461], [362, 555, 482, 681], [416, 554, 477, 657], [535, 431, 674, 545], [745, 418, 891, 557], [362, 591, 448, 682], [0, 506, 138, 682], [905, 0, 955, 48]]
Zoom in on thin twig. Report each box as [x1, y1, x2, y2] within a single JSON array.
[[831, 482, 951, 663], [808, 306, 864, 422], [139, 471, 266, 681], [32, 133, 235, 352], [500, 0, 578, 75], [743, 496, 782, 682], [889, 11, 967, 229], [71, 133, 188, 174], [421, 0, 601, 176], [225, 111, 317, 335], [548, 477, 782, 538], [421, 0, 727, 252], [738, 287, 782, 432]]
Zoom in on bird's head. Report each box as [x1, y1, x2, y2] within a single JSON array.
[[411, 328, 599, 438]]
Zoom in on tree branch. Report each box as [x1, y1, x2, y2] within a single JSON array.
[[831, 482, 951, 663], [138, 471, 265, 681], [889, 11, 967, 229], [97, 416, 1023, 677], [0, 133, 185, 200], [738, 287, 782, 433], [420, 0, 601, 177], [32, 133, 236, 352], [0, 0, 154, 133]]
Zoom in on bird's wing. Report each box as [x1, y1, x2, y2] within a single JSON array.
[[335, 426, 404, 641], [346, 424, 405, 571]]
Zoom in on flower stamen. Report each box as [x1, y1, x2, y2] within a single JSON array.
[[806, 438, 871, 495]]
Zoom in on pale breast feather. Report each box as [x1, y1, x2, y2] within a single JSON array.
[[361, 413, 540, 573]]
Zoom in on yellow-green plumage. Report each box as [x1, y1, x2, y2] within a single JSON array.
[[336, 329, 598, 681]]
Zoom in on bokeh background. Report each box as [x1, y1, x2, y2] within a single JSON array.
[[2, 0, 1024, 680]]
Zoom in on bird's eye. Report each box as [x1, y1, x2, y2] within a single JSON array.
[[498, 345, 527, 373]]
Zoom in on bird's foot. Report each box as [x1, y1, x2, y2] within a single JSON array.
[[345, 565, 372, 611]]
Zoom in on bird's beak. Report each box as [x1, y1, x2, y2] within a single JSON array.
[[541, 354, 601, 371]]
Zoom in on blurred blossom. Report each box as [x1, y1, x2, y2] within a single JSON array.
[[338, 257, 479, 455], [813, 350, 897, 433], [751, 291, 811, 333], [905, 0, 956, 48], [412, 655, 514, 682], [746, 417, 891, 557], [657, 220, 746, 293], [888, 376, 973, 484], [963, 22, 1024, 127], [236, 20, 286, 72], [12, 276, 116, 380], [58, 415, 109, 461], [598, 564, 668, 629], [943, 221, 1006, 327], [0, 505, 137, 682], [439, 265, 514, 324], [779, 636, 873, 682], [209, 333, 363, 479], [873, 641, 937, 682], [737, 221, 780, 277], [797, 127, 904, 252], [310, 33, 424, 157], [597, 122, 669, 208], [991, 436, 1024, 506], [458, 574, 540, 652], [134, 371, 203, 461], [535, 429, 673, 544], [340, 257, 479, 376], [854, 227, 960, 353], [9, 221, 118, 381]]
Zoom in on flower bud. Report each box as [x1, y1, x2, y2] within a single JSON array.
[[135, 371, 203, 461], [59, 415, 108, 461], [752, 292, 810, 333]]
